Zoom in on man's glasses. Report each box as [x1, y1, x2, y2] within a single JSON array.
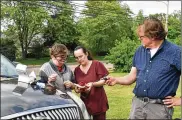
[[139, 35, 145, 39]]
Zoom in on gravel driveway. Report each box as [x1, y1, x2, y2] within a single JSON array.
[[27, 61, 113, 76]]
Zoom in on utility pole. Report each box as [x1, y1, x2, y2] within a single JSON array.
[[157, 0, 169, 38], [165, 0, 169, 33]]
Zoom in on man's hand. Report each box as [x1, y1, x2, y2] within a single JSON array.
[[163, 96, 181, 107], [105, 76, 117, 86]]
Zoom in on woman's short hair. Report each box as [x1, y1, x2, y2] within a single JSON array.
[[50, 43, 68, 57]]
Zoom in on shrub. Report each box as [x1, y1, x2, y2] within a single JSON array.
[[1, 38, 16, 61], [28, 41, 44, 59], [105, 38, 140, 72]]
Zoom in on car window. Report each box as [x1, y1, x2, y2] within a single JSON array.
[[1, 54, 18, 78]]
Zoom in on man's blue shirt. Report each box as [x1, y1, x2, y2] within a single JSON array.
[[133, 40, 181, 99]]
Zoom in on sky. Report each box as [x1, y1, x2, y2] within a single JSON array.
[[122, 1, 181, 16], [72, 1, 181, 17]]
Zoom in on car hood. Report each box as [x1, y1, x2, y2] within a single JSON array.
[[1, 83, 75, 117]]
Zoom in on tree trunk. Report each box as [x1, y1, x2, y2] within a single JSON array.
[[21, 49, 26, 59], [20, 42, 27, 59]]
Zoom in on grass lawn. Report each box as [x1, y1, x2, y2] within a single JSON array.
[[104, 72, 181, 119], [16, 56, 76, 65], [16, 57, 50, 65]]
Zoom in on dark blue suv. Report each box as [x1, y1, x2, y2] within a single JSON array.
[[1, 54, 90, 119]]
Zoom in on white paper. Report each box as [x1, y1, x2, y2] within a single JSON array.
[[29, 71, 36, 83], [18, 74, 31, 83], [18, 81, 29, 88], [29, 71, 36, 78], [16, 64, 27, 75]]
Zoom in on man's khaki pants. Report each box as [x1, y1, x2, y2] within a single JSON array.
[[129, 96, 174, 119]]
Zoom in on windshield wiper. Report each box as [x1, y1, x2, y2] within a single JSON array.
[[0, 75, 18, 78]]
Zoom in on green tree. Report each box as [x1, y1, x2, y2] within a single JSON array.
[[149, 13, 166, 23], [77, 1, 134, 55], [132, 10, 146, 40], [167, 10, 181, 45], [42, 1, 79, 50], [134, 10, 145, 26], [1, 1, 49, 59], [105, 10, 145, 72]]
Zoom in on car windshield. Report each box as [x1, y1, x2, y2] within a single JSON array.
[[1, 54, 18, 79]]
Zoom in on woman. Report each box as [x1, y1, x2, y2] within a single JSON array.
[[73, 46, 109, 120], [39, 43, 74, 92]]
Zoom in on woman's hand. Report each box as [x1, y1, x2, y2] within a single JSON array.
[[163, 96, 181, 107], [48, 74, 57, 84], [85, 82, 93, 93], [74, 85, 81, 93], [64, 81, 74, 89]]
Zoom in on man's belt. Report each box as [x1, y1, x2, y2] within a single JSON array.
[[136, 96, 164, 104]]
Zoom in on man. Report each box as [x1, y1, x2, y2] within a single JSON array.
[[106, 18, 181, 119]]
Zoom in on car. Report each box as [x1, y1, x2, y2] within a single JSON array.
[[1, 54, 90, 120]]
